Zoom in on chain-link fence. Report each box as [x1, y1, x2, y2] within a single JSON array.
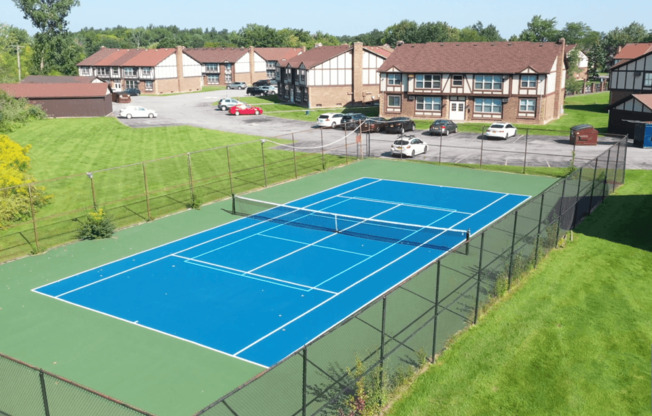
[[193, 137, 627, 416], [0, 352, 154, 416], [0, 138, 358, 263], [0, 135, 627, 415]]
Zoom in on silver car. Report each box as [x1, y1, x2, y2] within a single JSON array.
[[227, 82, 247, 90], [218, 98, 242, 111]]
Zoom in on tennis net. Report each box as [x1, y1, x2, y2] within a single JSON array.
[[232, 195, 469, 251]]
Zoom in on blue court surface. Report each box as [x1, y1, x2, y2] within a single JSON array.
[[34, 178, 529, 368]]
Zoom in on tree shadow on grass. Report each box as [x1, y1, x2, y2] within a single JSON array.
[[576, 194, 652, 252]]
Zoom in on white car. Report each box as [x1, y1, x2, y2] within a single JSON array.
[[317, 113, 344, 128], [485, 123, 517, 139], [119, 106, 157, 119], [390, 135, 428, 157], [218, 98, 242, 111]]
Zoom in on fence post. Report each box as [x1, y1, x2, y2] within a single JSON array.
[[508, 211, 518, 290], [534, 194, 545, 268], [522, 129, 529, 174], [186, 153, 195, 204], [226, 146, 234, 196], [555, 178, 567, 246], [142, 162, 152, 221], [39, 370, 51, 416], [27, 183, 40, 253], [260, 139, 268, 187], [379, 296, 387, 407], [588, 159, 599, 214], [344, 133, 349, 164], [431, 261, 441, 362], [612, 140, 621, 192], [601, 148, 611, 202], [292, 134, 298, 179], [573, 167, 584, 227], [320, 128, 325, 170], [87, 172, 97, 211], [438, 133, 443, 164], [473, 232, 485, 324], [302, 346, 308, 416], [479, 134, 484, 168]]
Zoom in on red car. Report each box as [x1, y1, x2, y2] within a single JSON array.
[[229, 103, 263, 116]]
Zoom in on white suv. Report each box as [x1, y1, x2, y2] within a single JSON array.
[[218, 98, 242, 111], [317, 113, 344, 128]]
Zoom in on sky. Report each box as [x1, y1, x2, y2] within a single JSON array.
[[3, 0, 651, 40]]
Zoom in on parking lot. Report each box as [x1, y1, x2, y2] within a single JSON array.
[[114, 91, 651, 170]]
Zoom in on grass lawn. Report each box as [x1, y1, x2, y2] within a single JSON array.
[[238, 92, 610, 135], [385, 169, 652, 415]]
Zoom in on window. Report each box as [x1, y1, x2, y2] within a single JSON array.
[[452, 75, 463, 87], [474, 75, 502, 90], [474, 98, 502, 113], [111, 67, 119, 77], [519, 98, 536, 112], [126, 80, 138, 89], [645, 73, 652, 87], [113, 81, 121, 90], [387, 95, 401, 107], [207, 75, 220, 84], [415, 74, 441, 89], [387, 73, 402, 85], [80, 67, 90, 76], [224, 64, 232, 74], [206, 63, 218, 72], [416, 96, 442, 111], [225, 74, 232, 83], [123, 67, 136, 77], [97, 67, 109, 76], [144, 81, 153, 91], [521, 75, 537, 88]]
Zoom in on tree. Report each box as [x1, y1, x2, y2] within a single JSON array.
[[565, 49, 584, 94], [381, 20, 420, 46], [12, 0, 80, 74], [518, 15, 560, 42]]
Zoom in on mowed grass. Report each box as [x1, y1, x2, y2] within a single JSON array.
[[386, 170, 652, 416]]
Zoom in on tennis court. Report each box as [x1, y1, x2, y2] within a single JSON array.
[[33, 177, 529, 369]]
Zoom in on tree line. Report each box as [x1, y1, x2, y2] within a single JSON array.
[[1, 0, 651, 83]]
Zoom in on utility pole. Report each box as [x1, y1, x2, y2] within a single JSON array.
[[11, 44, 23, 82]]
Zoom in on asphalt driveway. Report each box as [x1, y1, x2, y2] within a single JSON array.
[[113, 91, 651, 169]]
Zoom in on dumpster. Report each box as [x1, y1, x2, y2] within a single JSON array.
[[633, 123, 652, 148], [570, 124, 598, 146]]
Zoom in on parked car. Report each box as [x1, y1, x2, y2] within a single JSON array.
[[229, 103, 263, 116], [122, 88, 141, 96], [227, 82, 247, 90], [118, 106, 157, 119], [385, 117, 416, 134], [218, 98, 242, 111], [338, 113, 367, 130], [361, 117, 388, 133], [246, 86, 265, 96], [429, 119, 458, 136], [258, 85, 277, 95], [316, 113, 345, 128], [253, 79, 278, 87], [247, 85, 277, 96], [390, 135, 428, 158], [485, 123, 517, 139]]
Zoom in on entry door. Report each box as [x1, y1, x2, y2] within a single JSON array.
[[450, 100, 465, 121]]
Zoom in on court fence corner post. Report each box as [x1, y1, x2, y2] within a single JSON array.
[[39, 369, 51, 416], [473, 232, 485, 325]]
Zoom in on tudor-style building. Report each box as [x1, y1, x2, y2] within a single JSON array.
[[377, 40, 568, 124], [77, 46, 202, 94], [276, 42, 393, 108]]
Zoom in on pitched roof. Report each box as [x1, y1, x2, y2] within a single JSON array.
[[614, 43, 652, 61], [286, 45, 351, 69], [378, 41, 564, 74], [255, 47, 304, 62], [0, 83, 110, 99], [632, 94, 652, 110], [365, 45, 394, 58], [77, 47, 177, 67], [184, 47, 249, 63], [22, 75, 100, 84]]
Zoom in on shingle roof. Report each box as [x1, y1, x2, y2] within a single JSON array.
[[77, 47, 177, 67], [255, 47, 304, 62], [378, 41, 564, 74], [365, 45, 394, 58], [614, 43, 652, 60], [632, 94, 652, 110], [0, 83, 110, 99], [22, 75, 99, 84], [286, 45, 351, 69], [184, 47, 249, 63]]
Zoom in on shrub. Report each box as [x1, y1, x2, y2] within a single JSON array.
[[0, 90, 47, 133], [77, 209, 116, 240]]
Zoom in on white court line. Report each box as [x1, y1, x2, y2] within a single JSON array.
[[339, 195, 472, 216], [173, 255, 337, 295]]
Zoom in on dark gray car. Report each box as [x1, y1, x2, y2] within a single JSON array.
[[429, 119, 458, 136]]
